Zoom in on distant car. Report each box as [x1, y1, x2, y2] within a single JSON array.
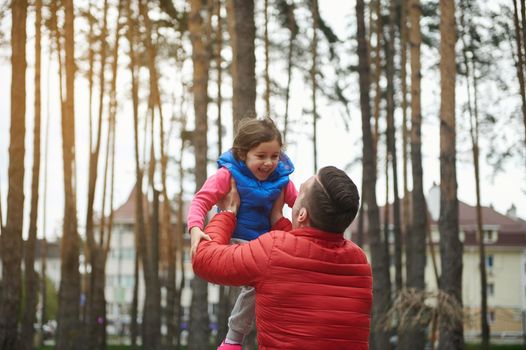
[[42, 322, 55, 340]]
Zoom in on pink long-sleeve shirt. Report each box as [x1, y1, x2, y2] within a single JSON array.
[[187, 167, 298, 232]]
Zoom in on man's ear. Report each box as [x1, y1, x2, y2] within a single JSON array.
[[297, 207, 309, 225]]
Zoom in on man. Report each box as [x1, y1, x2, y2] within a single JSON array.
[[193, 166, 372, 350]]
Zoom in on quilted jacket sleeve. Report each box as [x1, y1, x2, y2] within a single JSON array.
[[272, 217, 292, 231], [192, 212, 276, 287]]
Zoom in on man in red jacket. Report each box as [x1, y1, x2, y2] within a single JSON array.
[[193, 166, 372, 350]]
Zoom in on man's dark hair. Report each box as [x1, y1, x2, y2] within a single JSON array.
[[306, 166, 360, 233]]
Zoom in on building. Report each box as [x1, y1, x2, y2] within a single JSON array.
[[349, 184, 526, 342], [104, 187, 220, 337]]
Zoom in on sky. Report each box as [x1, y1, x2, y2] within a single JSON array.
[[0, 1, 525, 241]]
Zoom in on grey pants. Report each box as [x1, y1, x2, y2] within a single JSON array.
[[226, 239, 255, 343]]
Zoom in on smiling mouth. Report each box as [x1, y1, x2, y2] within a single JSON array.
[[257, 169, 272, 179]]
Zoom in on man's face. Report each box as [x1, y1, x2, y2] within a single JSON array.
[[291, 176, 316, 228]]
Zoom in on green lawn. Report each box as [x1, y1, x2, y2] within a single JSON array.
[[38, 347, 158, 350], [38, 346, 193, 350], [465, 344, 524, 350], [37, 343, 524, 350]]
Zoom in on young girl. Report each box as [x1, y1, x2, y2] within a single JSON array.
[[187, 117, 297, 349]]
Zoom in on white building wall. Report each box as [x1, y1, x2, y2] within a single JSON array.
[[34, 257, 61, 290], [521, 252, 526, 311], [423, 246, 525, 309]]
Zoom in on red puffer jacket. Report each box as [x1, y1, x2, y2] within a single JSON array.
[[193, 212, 372, 350]]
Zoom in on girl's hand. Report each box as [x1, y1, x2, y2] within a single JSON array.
[[190, 226, 211, 257], [217, 177, 240, 213]]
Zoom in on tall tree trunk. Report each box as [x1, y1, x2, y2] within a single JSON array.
[[215, 1, 229, 339], [39, 48, 52, 347], [0, 1, 27, 348], [472, 64, 490, 350], [84, 1, 110, 348], [101, 101, 117, 349], [87, 2, 95, 151], [216, 284, 230, 344], [400, 0, 411, 277], [175, 112, 188, 349], [139, 1, 163, 347], [82, 1, 96, 325], [372, 0, 382, 150], [147, 187, 161, 350], [386, 0, 403, 293], [90, 4, 122, 343], [85, 0, 109, 254], [94, 109, 111, 350], [125, 0, 145, 347], [282, 1, 297, 144], [399, 0, 427, 348], [189, 0, 212, 347], [310, 0, 318, 173], [216, 0, 224, 156], [226, 0, 256, 127], [383, 148, 391, 300], [21, 0, 42, 348], [56, 0, 82, 348], [360, 0, 382, 250], [357, 1, 390, 349], [131, 250, 140, 348], [459, 2, 489, 345], [513, 0, 526, 144], [39, 239, 47, 345], [264, 0, 270, 116], [162, 85, 177, 350], [520, 0, 526, 78], [438, 1, 463, 349]]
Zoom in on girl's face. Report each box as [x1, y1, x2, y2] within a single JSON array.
[[242, 139, 281, 181]]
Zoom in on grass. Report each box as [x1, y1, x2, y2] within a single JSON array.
[[37, 342, 524, 350], [38, 346, 191, 350], [38, 347, 161, 350], [465, 344, 525, 350]]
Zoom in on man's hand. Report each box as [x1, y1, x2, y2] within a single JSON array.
[[190, 226, 211, 257], [217, 177, 240, 214], [270, 190, 285, 225]]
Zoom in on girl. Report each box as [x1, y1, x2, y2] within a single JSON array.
[[187, 117, 297, 349]]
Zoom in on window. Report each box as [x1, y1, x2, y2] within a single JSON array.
[[486, 255, 494, 269], [106, 275, 114, 287], [483, 229, 498, 244], [488, 283, 494, 296]]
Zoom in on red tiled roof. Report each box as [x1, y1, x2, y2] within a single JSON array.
[[458, 201, 525, 232], [112, 186, 189, 223], [349, 196, 526, 247]]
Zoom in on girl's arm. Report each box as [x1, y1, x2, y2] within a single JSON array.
[[187, 168, 232, 230], [187, 168, 232, 255]]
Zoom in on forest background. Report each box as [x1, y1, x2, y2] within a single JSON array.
[[0, 0, 525, 349]]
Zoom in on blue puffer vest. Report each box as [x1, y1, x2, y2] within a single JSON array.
[[217, 150, 294, 241]]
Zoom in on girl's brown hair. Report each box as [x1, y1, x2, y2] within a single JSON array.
[[232, 118, 283, 159]]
